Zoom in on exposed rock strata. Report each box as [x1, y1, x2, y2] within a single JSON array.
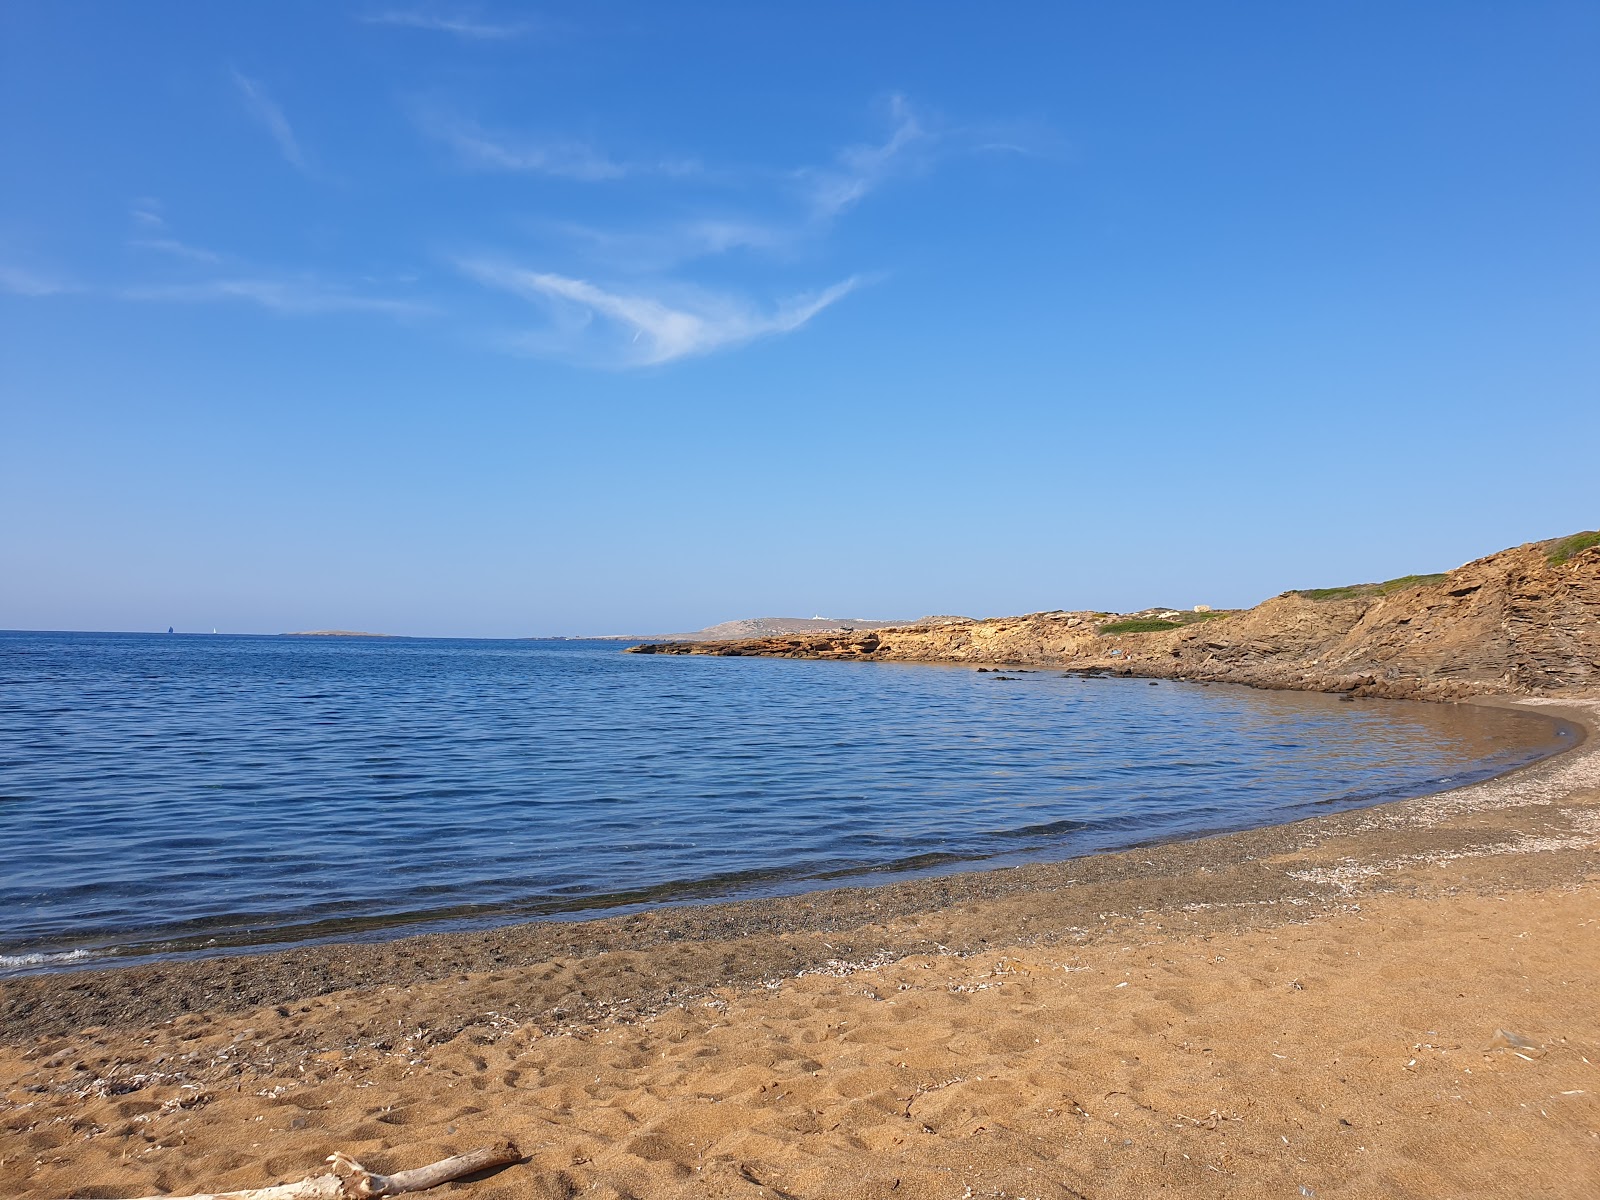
[[629, 534, 1600, 700]]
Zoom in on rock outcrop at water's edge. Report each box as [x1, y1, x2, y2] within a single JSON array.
[[628, 532, 1600, 700]]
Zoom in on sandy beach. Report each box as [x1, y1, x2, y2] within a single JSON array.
[[3, 696, 1598, 1199]]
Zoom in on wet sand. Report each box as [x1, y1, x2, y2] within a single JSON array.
[[3, 697, 1598, 1198]]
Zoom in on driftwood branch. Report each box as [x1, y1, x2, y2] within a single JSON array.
[[78, 1140, 521, 1200]]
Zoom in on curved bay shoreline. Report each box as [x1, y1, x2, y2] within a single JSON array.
[[3, 695, 1594, 1044], [6, 528, 1594, 1033]]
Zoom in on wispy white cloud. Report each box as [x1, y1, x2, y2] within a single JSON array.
[[13, 94, 1025, 368], [538, 216, 798, 272], [5, 270, 422, 317], [430, 118, 623, 180], [230, 69, 308, 172], [130, 237, 226, 265], [7, 207, 419, 318], [361, 8, 534, 40], [130, 199, 166, 228], [802, 94, 931, 220], [0, 266, 76, 296], [125, 203, 227, 264], [121, 277, 428, 317], [435, 98, 959, 366], [974, 141, 1041, 156], [458, 259, 858, 366], [417, 111, 700, 181], [422, 97, 934, 208]]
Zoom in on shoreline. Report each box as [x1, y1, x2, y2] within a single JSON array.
[[3, 695, 1593, 1043], [4, 695, 1598, 1198], [0, 678, 1575, 983]]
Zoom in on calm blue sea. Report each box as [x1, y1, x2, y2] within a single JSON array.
[[0, 631, 1572, 973]]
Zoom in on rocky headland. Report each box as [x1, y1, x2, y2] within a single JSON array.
[[650, 614, 971, 640], [630, 531, 1600, 701]]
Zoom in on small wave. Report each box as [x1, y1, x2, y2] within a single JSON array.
[[0, 949, 97, 969]]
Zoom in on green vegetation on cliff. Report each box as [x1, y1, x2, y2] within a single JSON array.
[[1293, 573, 1448, 602], [1097, 611, 1234, 635], [1099, 618, 1182, 634], [1547, 531, 1600, 565]]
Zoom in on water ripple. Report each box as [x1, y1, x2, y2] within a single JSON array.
[[0, 630, 1569, 971]]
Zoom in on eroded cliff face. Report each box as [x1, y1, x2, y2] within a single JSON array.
[[628, 535, 1600, 700]]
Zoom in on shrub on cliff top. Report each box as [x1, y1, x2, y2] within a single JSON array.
[[1547, 530, 1600, 565], [1099, 618, 1183, 634], [1294, 573, 1448, 602]]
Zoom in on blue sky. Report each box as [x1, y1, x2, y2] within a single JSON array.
[[2, 2, 1596, 636]]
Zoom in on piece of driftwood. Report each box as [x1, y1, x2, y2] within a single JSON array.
[[82, 1140, 522, 1200]]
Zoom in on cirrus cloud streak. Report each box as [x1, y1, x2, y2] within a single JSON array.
[[459, 259, 860, 367]]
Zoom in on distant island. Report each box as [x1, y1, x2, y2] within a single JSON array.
[[281, 630, 396, 638]]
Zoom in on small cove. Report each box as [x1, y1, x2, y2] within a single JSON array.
[[0, 631, 1575, 972]]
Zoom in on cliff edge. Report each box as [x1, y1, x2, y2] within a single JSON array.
[[628, 532, 1600, 700]]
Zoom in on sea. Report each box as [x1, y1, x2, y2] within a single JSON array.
[[0, 630, 1575, 974]]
